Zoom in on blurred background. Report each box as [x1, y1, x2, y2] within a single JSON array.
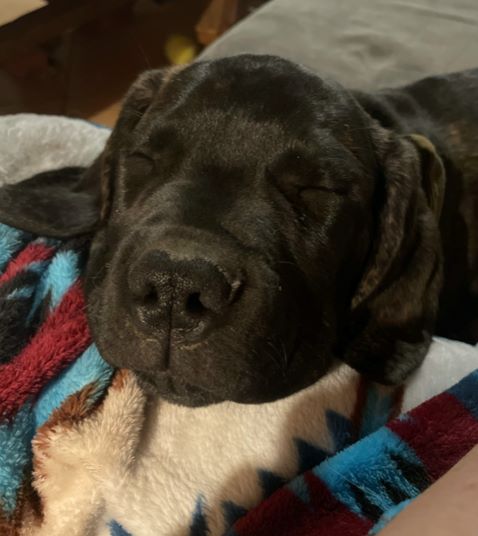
[[0, 0, 268, 126]]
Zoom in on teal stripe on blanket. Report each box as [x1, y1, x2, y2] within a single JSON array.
[[0, 407, 35, 514], [190, 494, 208, 536], [109, 520, 133, 536], [0, 223, 27, 271], [359, 385, 395, 438], [34, 344, 114, 429], [449, 369, 478, 420], [31, 250, 81, 312], [43, 250, 81, 308], [314, 427, 422, 518], [6, 285, 35, 300]]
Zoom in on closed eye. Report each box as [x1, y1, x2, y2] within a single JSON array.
[[128, 150, 155, 162], [269, 169, 350, 201], [297, 184, 349, 196], [122, 150, 157, 206], [267, 150, 353, 203], [126, 150, 157, 177]]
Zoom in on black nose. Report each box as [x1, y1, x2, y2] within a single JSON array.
[[129, 251, 243, 336]]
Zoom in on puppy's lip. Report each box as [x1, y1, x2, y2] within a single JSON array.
[[135, 369, 173, 392], [136, 368, 223, 405], [136, 366, 171, 382]]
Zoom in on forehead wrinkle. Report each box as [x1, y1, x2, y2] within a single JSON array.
[[311, 129, 368, 174], [126, 66, 183, 141], [178, 108, 288, 151], [151, 62, 213, 119]]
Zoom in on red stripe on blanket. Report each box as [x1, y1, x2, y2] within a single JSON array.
[[234, 473, 372, 536], [0, 281, 91, 420], [0, 242, 55, 284], [388, 392, 478, 481], [304, 472, 373, 535]]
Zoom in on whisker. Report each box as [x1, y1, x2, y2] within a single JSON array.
[[280, 340, 289, 370], [265, 339, 288, 377], [137, 43, 152, 69]]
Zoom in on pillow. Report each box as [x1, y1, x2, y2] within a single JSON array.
[[200, 0, 478, 89]]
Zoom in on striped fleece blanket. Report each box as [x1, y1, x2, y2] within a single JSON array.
[[228, 370, 478, 536], [1, 114, 478, 536], [0, 227, 114, 532]]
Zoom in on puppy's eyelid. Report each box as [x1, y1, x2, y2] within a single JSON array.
[[270, 168, 349, 201], [298, 184, 349, 196], [128, 150, 156, 162]]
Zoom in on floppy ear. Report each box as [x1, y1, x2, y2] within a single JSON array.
[[96, 68, 175, 217], [0, 68, 172, 238], [342, 130, 446, 384], [0, 159, 103, 238]]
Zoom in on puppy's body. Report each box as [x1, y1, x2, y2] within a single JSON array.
[[355, 70, 478, 342], [0, 56, 476, 406]]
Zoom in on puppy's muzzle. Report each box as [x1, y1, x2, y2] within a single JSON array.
[[128, 250, 244, 346]]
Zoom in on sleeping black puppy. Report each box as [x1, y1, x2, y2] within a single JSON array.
[[0, 55, 477, 406]]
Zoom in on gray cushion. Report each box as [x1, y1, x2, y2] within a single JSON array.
[[200, 0, 478, 90]]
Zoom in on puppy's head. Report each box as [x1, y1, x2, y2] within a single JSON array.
[[0, 55, 444, 405]]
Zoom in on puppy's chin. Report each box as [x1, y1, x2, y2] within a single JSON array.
[[135, 371, 223, 407], [133, 350, 330, 407]]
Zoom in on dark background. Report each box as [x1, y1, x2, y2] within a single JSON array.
[[0, 0, 267, 126]]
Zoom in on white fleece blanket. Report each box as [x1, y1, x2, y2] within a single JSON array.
[[1, 114, 477, 536]]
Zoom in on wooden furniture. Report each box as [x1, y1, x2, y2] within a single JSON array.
[[196, 0, 267, 45], [0, 0, 134, 65], [0, 0, 269, 67]]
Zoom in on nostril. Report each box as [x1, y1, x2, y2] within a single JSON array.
[[143, 286, 159, 306], [185, 292, 207, 316]]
